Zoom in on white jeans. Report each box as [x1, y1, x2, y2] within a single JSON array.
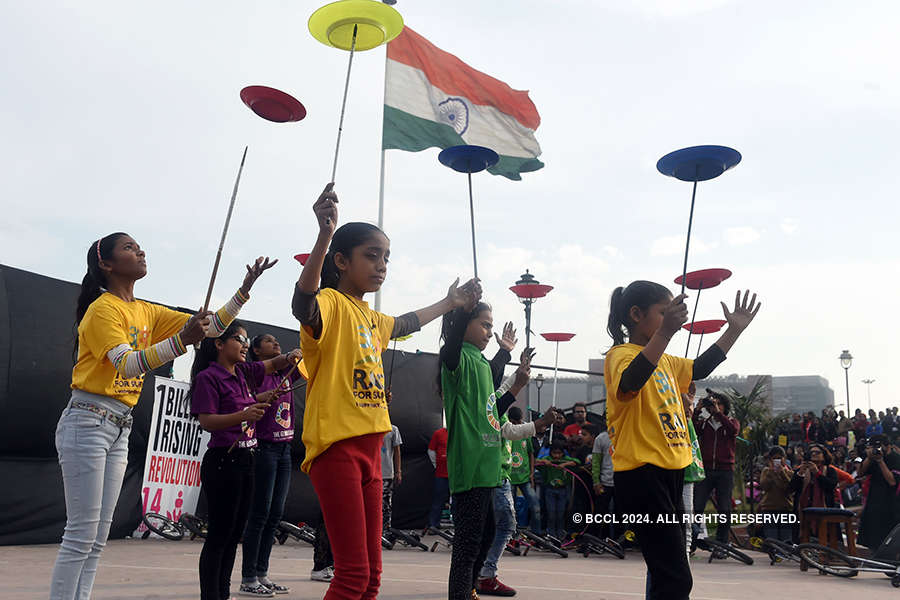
[[50, 392, 131, 600]]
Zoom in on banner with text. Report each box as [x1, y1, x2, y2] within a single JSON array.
[[135, 376, 210, 536]]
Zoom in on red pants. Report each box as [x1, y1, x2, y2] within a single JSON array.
[[309, 433, 385, 600]]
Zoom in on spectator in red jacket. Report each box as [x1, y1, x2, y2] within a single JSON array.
[[427, 427, 450, 531], [692, 389, 740, 544]]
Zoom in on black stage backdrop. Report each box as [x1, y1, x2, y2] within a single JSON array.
[[0, 264, 443, 545]]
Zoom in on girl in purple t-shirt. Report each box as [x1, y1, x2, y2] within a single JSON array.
[[189, 321, 298, 600], [240, 333, 305, 595]]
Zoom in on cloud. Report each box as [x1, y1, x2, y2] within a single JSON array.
[[650, 235, 716, 257], [780, 218, 798, 235], [724, 227, 761, 246]]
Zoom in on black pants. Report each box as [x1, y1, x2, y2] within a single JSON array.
[[382, 479, 394, 533], [312, 510, 333, 572], [615, 465, 691, 600], [199, 447, 255, 600], [449, 487, 495, 599], [693, 469, 734, 543]]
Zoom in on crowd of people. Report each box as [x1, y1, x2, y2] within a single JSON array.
[[46, 184, 896, 600]]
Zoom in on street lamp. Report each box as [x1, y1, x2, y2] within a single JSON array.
[[839, 350, 853, 415], [862, 378, 875, 412], [534, 374, 545, 417], [509, 270, 553, 350]]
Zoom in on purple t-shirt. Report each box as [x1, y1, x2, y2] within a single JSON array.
[[255, 369, 303, 443], [191, 361, 266, 449]]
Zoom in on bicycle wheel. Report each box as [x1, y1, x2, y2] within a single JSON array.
[[703, 538, 754, 565], [797, 543, 859, 577], [763, 539, 801, 564], [143, 513, 184, 541], [393, 530, 429, 552], [178, 513, 207, 540]]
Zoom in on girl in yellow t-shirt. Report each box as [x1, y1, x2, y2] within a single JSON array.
[[51, 232, 275, 600], [604, 280, 759, 600], [291, 183, 479, 600]]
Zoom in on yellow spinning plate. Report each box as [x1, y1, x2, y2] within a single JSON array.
[[308, 0, 404, 51]]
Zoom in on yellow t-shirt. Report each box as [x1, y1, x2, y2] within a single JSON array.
[[299, 288, 395, 473], [604, 343, 693, 472], [71, 293, 189, 407]]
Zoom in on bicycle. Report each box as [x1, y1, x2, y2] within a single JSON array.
[[517, 529, 568, 558], [275, 521, 317, 546], [692, 536, 754, 565], [575, 533, 626, 559], [797, 522, 900, 587], [749, 537, 804, 566], [141, 512, 207, 541], [383, 528, 429, 551]]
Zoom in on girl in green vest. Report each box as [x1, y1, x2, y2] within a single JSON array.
[[439, 298, 532, 600]]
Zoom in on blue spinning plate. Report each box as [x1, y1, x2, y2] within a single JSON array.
[[438, 145, 499, 174], [656, 145, 741, 182]]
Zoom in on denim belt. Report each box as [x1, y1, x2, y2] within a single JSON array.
[[71, 400, 134, 429]]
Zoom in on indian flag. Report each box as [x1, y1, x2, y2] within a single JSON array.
[[382, 27, 543, 181]]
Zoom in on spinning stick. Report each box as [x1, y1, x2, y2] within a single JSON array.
[[656, 146, 741, 295], [437, 145, 500, 278], [540, 332, 575, 442], [309, 0, 403, 182], [202, 146, 248, 312]]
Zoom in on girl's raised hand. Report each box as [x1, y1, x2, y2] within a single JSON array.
[[447, 277, 482, 310], [286, 349, 303, 364], [721, 290, 761, 332], [661, 293, 689, 338], [495, 322, 517, 352], [241, 256, 278, 293], [514, 347, 536, 387], [313, 182, 339, 234]]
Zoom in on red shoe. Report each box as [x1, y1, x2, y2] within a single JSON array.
[[477, 577, 516, 597]]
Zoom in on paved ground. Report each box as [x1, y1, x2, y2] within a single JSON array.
[[5, 535, 895, 599]]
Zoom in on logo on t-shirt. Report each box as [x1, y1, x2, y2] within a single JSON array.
[[352, 325, 387, 408], [510, 450, 524, 469], [275, 401, 291, 429], [485, 392, 501, 431]]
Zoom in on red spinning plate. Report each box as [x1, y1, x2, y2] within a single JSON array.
[[674, 268, 732, 290], [294, 253, 310, 265], [682, 319, 727, 335], [240, 86, 307, 123], [509, 283, 554, 299], [541, 332, 575, 342]]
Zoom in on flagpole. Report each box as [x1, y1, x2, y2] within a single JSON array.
[[375, 47, 389, 312]]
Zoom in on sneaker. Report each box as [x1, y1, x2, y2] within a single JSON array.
[[238, 583, 275, 597], [476, 576, 516, 597], [260, 581, 290, 595], [310, 566, 334, 582]]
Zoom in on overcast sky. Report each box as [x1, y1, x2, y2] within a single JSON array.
[[2, 1, 898, 415]]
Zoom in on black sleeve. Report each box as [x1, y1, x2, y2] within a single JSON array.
[[618, 352, 656, 395], [489, 349, 512, 389], [291, 285, 322, 339], [391, 312, 422, 338], [497, 390, 517, 417], [439, 313, 469, 373], [692, 343, 727, 380]]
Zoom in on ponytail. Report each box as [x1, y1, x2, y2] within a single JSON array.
[[73, 232, 128, 361], [607, 286, 628, 346], [605, 280, 672, 346]]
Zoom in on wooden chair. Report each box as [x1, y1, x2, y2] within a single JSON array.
[[798, 507, 857, 571]]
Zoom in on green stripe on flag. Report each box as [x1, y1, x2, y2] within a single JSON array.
[[382, 106, 544, 181]]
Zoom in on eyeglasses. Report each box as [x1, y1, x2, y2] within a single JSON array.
[[230, 334, 250, 346], [809, 449, 823, 455]]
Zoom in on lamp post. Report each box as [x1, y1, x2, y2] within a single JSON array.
[[535, 374, 545, 417], [510, 270, 554, 350], [862, 378, 875, 412], [839, 350, 853, 415]]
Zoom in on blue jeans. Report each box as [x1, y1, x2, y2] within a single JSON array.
[[511, 481, 542, 533], [241, 441, 292, 579], [50, 393, 131, 600], [479, 480, 517, 578], [428, 476, 450, 528], [545, 486, 569, 539]]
